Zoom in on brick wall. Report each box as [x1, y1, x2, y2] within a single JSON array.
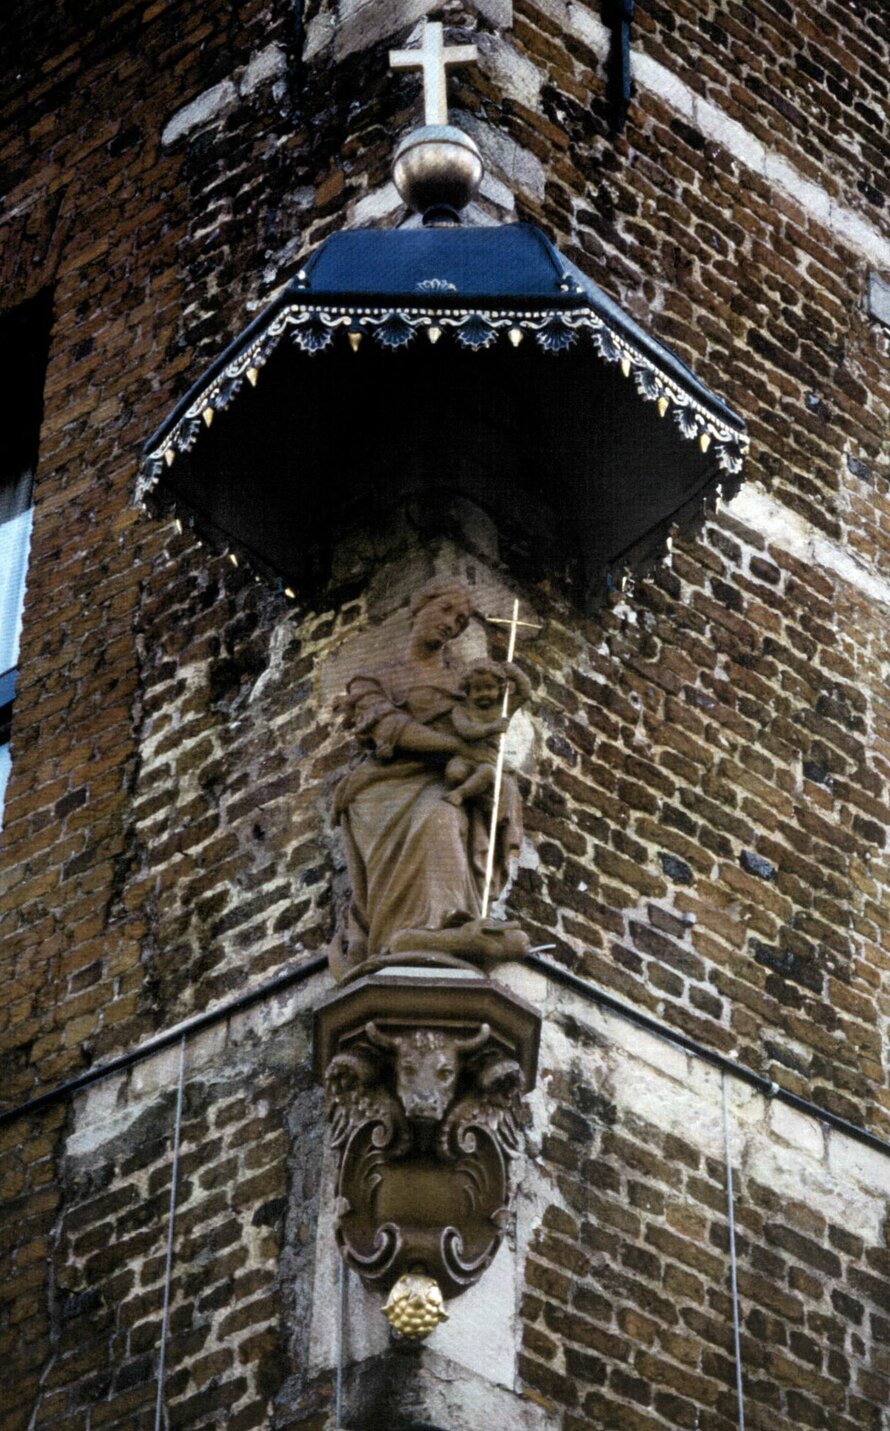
[[3, 967, 888, 1429], [1, 0, 889, 1426], [521, 982, 890, 1430], [1, 985, 325, 1430]]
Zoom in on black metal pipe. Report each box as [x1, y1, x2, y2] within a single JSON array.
[[527, 952, 890, 1159], [605, 0, 635, 132], [2, 948, 888, 1162], [0, 953, 329, 1129]]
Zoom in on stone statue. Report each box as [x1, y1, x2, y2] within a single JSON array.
[[316, 593, 542, 1326], [328, 576, 531, 981], [323, 1012, 527, 1320], [444, 659, 531, 807]]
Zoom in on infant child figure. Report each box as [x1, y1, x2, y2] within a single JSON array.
[[443, 660, 532, 807]]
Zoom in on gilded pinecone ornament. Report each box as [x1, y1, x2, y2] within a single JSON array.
[[382, 1271, 449, 1340]]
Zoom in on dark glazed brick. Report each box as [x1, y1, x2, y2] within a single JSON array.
[[741, 849, 777, 880], [659, 852, 694, 884]]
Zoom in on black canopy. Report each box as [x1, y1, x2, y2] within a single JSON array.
[[141, 223, 747, 602]]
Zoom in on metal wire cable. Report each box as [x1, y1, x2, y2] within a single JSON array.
[[722, 1072, 746, 1431], [0, 953, 328, 1130], [155, 1036, 187, 1431], [335, 1257, 346, 1429], [5, 952, 888, 1166]]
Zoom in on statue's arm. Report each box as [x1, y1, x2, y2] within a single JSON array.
[[504, 662, 532, 710], [350, 675, 466, 761], [451, 706, 485, 740], [395, 721, 467, 757]]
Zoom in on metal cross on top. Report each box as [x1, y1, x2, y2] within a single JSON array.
[[389, 21, 478, 128]]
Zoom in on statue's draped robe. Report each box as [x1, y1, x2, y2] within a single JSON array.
[[332, 662, 522, 969]]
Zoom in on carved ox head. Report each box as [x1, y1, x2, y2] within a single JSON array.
[[366, 1022, 490, 1123]]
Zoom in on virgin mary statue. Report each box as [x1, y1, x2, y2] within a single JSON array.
[[328, 575, 529, 982]]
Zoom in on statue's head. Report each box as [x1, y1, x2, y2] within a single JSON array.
[[409, 576, 472, 649], [461, 660, 505, 711], [366, 1022, 490, 1122]]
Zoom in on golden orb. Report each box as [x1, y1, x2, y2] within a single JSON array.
[[382, 1271, 449, 1340]]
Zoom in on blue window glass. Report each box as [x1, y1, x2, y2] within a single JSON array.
[[0, 475, 33, 667], [0, 479, 33, 829], [0, 744, 10, 820]]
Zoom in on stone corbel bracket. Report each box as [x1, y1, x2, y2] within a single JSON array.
[[314, 973, 541, 1334]]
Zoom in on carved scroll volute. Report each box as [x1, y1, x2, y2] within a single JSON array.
[[315, 975, 541, 1338], [324, 1049, 409, 1154]]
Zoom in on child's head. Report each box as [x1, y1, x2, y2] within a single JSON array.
[[461, 661, 505, 709]]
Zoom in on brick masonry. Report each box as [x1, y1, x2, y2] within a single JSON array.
[[3, 963, 888, 1428], [0, 0, 889, 1426]]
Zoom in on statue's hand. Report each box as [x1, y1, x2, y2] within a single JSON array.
[[504, 661, 532, 706]]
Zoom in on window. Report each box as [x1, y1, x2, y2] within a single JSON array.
[[0, 290, 52, 829]]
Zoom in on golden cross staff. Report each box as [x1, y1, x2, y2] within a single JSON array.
[[480, 600, 543, 919], [389, 21, 478, 127]]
